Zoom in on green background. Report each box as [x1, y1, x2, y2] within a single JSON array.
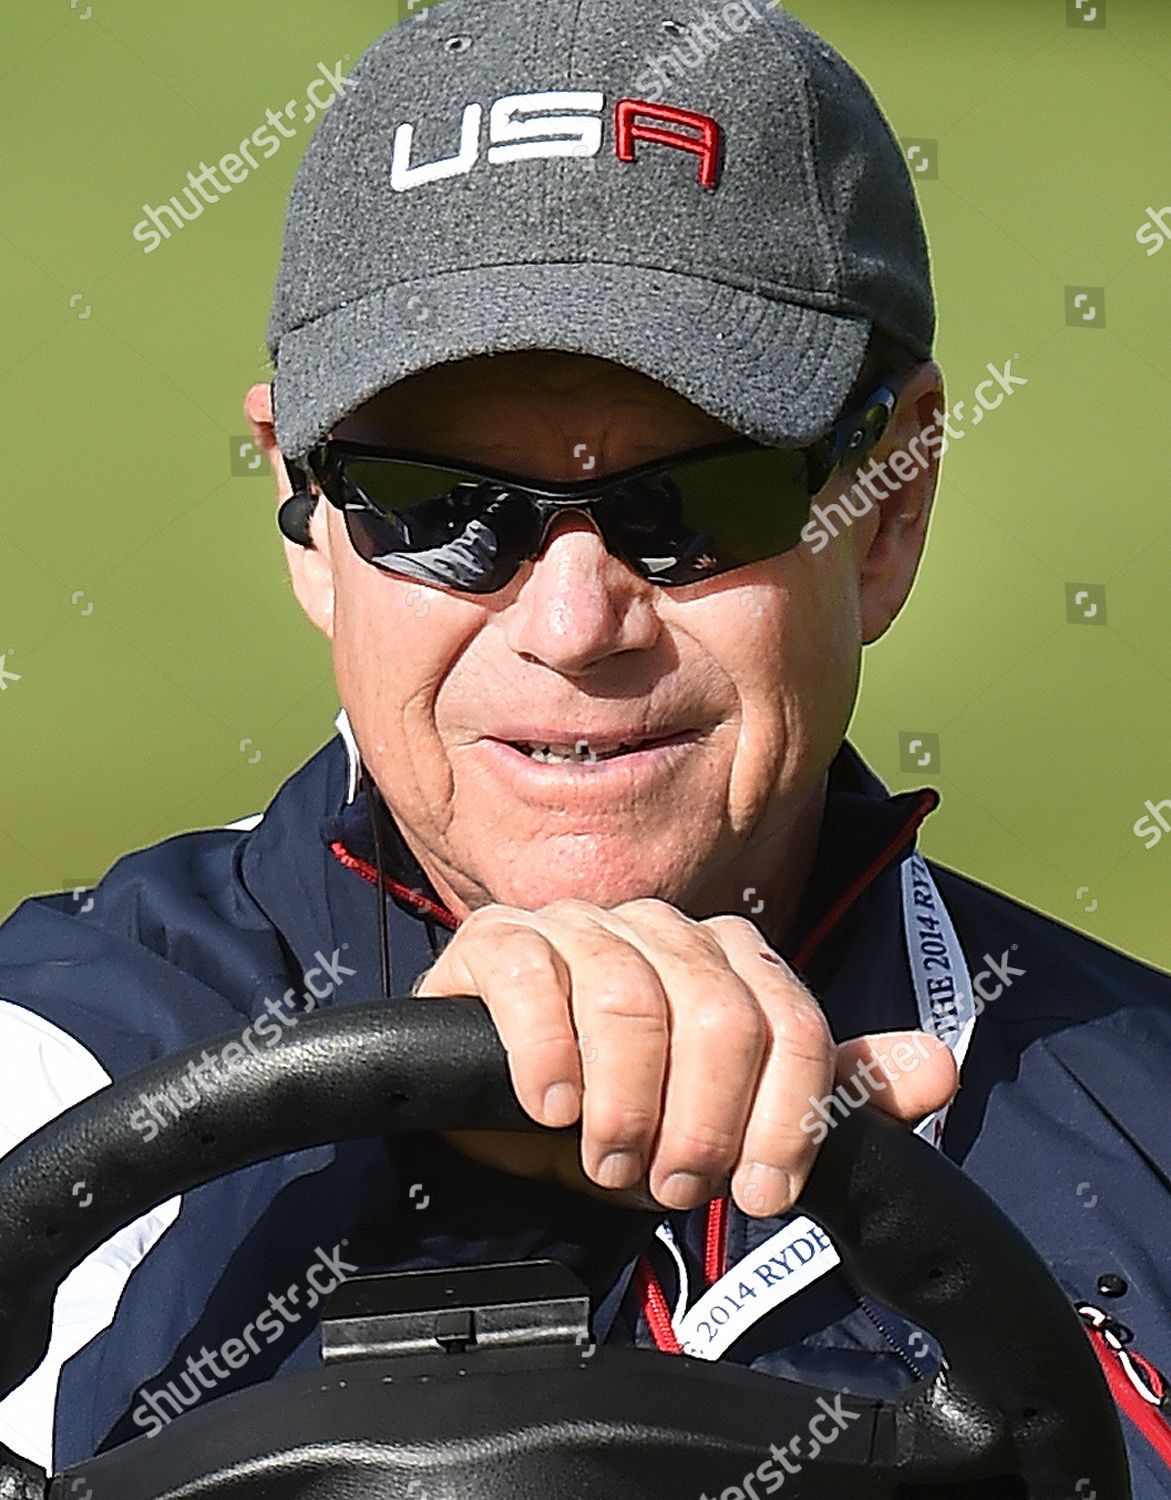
[[1, 0, 1167, 969]]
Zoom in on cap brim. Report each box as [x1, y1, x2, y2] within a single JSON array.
[[271, 262, 871, 461]]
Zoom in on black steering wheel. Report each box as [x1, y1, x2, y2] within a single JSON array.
[[0, 997, 1131, 1498]]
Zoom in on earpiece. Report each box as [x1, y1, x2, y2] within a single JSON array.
[[277, 491, 318, 548], [277, 454, 319, 547]]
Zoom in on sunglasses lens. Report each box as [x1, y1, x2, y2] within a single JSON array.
[[622, 445, 814, 581], [332, 456, 529, 593], [342, 459, 474, 526], [682, 446, 814, 565]]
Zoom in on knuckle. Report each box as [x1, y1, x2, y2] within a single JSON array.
[[771, 996, 833, 1060], [692, 989, 768, 1052], [613, 896, 675, 921], [668, 1122, 741, 1172], [585, 1100, 659, 1150], [756, 1121, 819, 1172], [459, 902, 524, 936], [492, 933, 561, 988], [589, 971, 666, 1027], [703, 912, 766, 943], [541, 896, 600, 921], [513, 1026, 579, 1062], [674, 920, 733, 965]]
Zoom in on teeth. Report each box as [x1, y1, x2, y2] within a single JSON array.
[[519, 739, 637, 764]]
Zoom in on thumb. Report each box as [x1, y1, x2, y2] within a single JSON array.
[[833, 1030, 958, 1127]]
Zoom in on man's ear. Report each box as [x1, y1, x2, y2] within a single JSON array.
[[243, 382, 335, 639], [853, 361, 945, 645]]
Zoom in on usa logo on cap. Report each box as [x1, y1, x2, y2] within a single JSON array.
[[389, 90, 723, 192]]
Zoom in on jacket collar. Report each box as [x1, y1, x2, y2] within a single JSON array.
[[788, 741, 939, 977]]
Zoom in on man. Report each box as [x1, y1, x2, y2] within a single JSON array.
[[0, 0, 1168, 1491]]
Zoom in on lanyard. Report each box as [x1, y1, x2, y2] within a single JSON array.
[[656, 853, 975, 1361]]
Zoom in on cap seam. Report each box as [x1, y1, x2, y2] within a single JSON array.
[[783, 21, 844, 299], [803, 41, 935, 355], [568, 0, 585, 76]]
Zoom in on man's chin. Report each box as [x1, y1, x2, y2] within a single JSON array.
[[467, 839, 698, 914]]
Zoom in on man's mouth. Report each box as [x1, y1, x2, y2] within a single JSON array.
[[477, 729, 699, 793], [482, 732, 686, 768], [510, 739, 650, 764]]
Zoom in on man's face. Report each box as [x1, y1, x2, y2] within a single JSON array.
[[269, 349, 936, 932]]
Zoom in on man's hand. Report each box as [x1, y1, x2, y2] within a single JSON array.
[[414, 898, 958, 1219]]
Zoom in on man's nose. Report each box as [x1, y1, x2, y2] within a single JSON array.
[[501, 510, 661, 673]]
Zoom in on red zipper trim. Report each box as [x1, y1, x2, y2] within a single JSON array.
[[640, 787, 940, 1337], [791, 788, 940, 974], [633, 1256, 683, 1354], [703, 1194, 729, 1287], [1085, 1325, 1171, 1471], [328, 840, 460, 931]]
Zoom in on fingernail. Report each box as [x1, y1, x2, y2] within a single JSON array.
[[735, 1164, 792, 1217], [542, 1082, 579, 1125], [596, 1150, 642, 1189], [658, 1171, 716, 1208]]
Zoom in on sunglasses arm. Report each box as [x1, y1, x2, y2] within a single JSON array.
[[809, 381, 899, 492]]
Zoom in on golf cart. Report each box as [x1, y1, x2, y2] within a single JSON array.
[[0, 997, 1132, 1497]]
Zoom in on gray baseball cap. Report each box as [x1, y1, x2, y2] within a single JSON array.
[[266, 0, 934, 462]]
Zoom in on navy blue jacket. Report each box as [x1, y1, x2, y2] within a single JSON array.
[[0, 717, 1167, 1492]]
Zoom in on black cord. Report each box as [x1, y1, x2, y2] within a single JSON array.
[[359, 756, 392, 999]]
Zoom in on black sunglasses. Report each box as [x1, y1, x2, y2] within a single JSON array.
[[281, 381, 899, 594]]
